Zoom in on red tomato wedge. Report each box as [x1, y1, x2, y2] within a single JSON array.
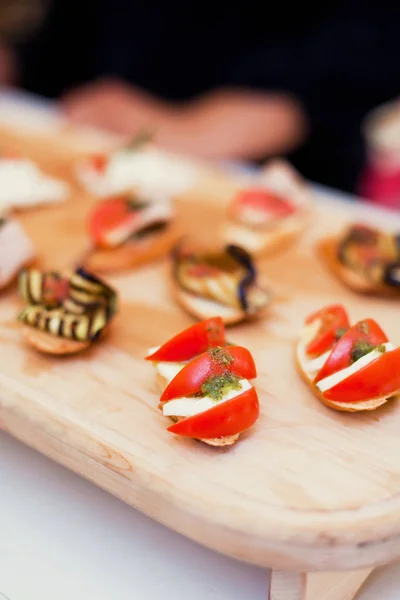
[[167, 386, 259, 438], [43, 274, 70, 306], [233, 188, 295, 217], [88, 196, 138, 248], [88, 154, 108, 173], [305, 304, 350, 357], [315, 319, 388, 383], [146, 317, 225, 362], [160, 346, 257, 402], [322, 346, 400, 403]]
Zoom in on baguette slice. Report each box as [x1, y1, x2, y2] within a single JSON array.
[[222, 160, 312, 255], [155, 372, 239, 447], [21, 326, 90, 355], [317, 236, 400, 296], [84, 224, 181, 273], [295, 324, 392, 412]]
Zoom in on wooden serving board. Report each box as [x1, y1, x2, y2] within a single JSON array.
[[1, 129, 400, 599]]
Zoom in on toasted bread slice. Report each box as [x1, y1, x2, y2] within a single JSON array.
[[317, 237, 400, 296], [156, 371, 239, 446], [84, 224, 181, 273], [21, 326, 90, 355]]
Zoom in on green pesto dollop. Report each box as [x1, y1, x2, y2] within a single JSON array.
[[335, 327, 348, 340], [200, 372, 242, 401], [208, 346, 234, 367], [350, 340, 386, 363]]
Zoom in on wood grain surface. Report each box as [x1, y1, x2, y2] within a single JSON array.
[[1, 129, 400, 572]]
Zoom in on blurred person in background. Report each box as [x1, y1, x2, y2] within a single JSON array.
[[0, 0, 399, 194]]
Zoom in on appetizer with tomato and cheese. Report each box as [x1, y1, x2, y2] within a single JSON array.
[[17, 267, 117, 355], [172, 243, 271, 325], [84, 191, 179, 273], [146, 317, 260, 446], [76, 136, 201, 198], [296, 304, 400, 411], [0, 216, 35, 290], [222, 160, 312, 255], [318, 223, 400, 295], [0, 152, 68, 211]]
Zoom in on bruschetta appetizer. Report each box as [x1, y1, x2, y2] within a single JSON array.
[[76, 134, 202, 198], [296, 304, 400, 411], [171, 242, 271, 325], [0, 152, 68, 211], [17, 267, 117, 355], [146, 317, 260, 446], [222, 160, 312, 255], [83, 191, 180, 273], [318, 223, 400, 295], [0, 216, 35, 290]]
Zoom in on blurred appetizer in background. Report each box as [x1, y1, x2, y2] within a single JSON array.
[[318, 223, 400, 295], [76, 133, 202, 198], [172, 242, 271, 325], [17, 267, 117, 355], [0, 150, 68, 211], [222, 160, 312, 255], [296, 304, 400, 412], [0, 215, 35, 289], [84, 190, 179, 273], [146, 317, 260, 446]]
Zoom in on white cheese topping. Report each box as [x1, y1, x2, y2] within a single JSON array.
[[0, 218, 35, 285], [162, 379, 252, 418], [316, 342, 394, 393], [77, 148, 202, 197], [0, 159, 68, 211]]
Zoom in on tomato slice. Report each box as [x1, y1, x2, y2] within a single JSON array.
[[233, 188, 295, 218], [160, 346, 257, 402], [88, 196, 137, 248], [88, 154, 108, 173], [167, 386, 259, 438], [305, 304, 350, 357], [322, 346, 400, 403], [42, 273, 70, 307], [315, 319, 388, 383], [146, 317, 225, 362]]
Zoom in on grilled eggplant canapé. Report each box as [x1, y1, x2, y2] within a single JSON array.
[[172, 243, 271, 325], [0, 216, 35, 290], [222, 160, 312, 255], [318, 223, 400, 295], [146, 317, 260, 447], [18, 267, 117, 355], [84, 192, 179, 273]]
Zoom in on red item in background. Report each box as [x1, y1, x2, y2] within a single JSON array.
[[359, 164, 400, 209]]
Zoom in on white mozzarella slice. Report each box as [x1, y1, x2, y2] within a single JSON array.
[[316, 342, 394, 393], [162, 379, 252, 418]]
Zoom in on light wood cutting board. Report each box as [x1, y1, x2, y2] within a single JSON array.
[[1, 128, 400, 579]]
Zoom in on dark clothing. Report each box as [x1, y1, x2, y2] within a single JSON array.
[[14, 1, 400, 192]]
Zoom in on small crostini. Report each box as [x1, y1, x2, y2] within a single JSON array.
[[17, 267, 117, 355], [76, 135, 201, 198], [296, 304, 400, 412], [222, 160, 312, 255], [0, 152, 68, 211], [317, 223, 400, 295], [83, 191, 180, 273], [171, 243, 271, 325], [146, 317, 260, 446], [0, 216, 35, 290]]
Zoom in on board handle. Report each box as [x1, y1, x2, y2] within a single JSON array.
[[269, 568, 373, 600]]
